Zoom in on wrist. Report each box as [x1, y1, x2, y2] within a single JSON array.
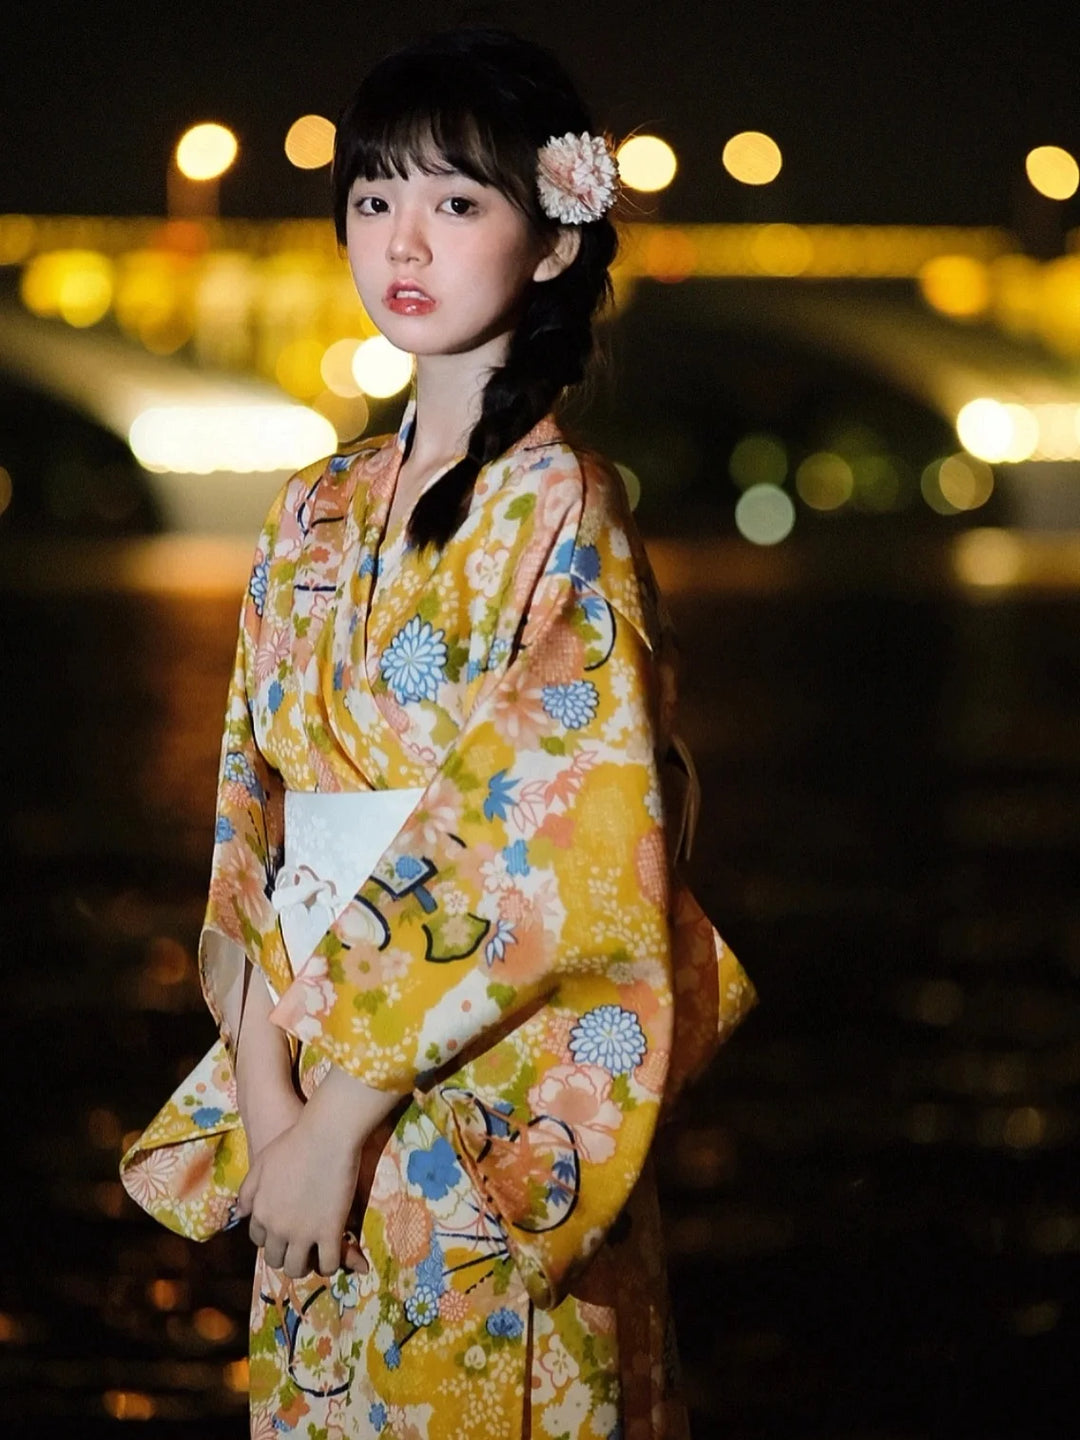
[[302, 1063, 407, 1155]]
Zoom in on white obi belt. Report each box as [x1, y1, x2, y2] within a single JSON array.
[[270, 788, 423, 982]]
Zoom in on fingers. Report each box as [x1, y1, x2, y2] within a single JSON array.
[[317, 1233, 343, 1279], [343, 1240, 369, 1274], [283, 1240, 316, 1279]]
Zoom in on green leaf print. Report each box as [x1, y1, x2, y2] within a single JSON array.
[[486, 981, 516, 1012], [443, 637, 469, 684], [540, 736, 566, 756], [504, 492, 536, 521], [611, 1073, 638, 1110]]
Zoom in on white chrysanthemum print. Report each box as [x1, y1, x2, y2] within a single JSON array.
[[541, 680, 599, 730], [379, 615, 448, 704], [568, 1004, 647, 1074]]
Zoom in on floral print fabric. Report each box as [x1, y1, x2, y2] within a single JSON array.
[[121, 401, 756, 1439]]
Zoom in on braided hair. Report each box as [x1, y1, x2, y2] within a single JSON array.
[[332, 28, 618, 550]]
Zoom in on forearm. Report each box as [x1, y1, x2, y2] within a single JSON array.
[[235, 964, 302, 1153], [301, 1061, 409, 1159]]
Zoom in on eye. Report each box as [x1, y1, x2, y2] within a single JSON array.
[[440, 195, 478, 216], [352, 194, 389, 215]]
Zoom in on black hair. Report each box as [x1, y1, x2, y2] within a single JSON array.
[[332, 28, 618, 550]]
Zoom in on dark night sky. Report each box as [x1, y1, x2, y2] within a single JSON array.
[[2, 0, 1078, 228]]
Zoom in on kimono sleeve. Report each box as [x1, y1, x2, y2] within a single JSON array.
[[197, 486, 293, 1050]]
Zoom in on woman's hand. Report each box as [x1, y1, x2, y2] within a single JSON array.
[[235, 1062, 409, 1278], [236, 1103, 365, 1278]]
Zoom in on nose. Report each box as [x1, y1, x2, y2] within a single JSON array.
[[386, 207, 430, 265]]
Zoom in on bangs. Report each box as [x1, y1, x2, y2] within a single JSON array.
[[333, 57, 550, 240]]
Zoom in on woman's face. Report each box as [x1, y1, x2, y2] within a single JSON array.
[[345, 160, 555, 360]]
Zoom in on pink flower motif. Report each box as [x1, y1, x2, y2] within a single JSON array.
[[528, 1063, 622, 1164], [537, 133, 620, 225], [411, 777, 460, 847], [493, 675, 549, 748], [254, 624, 291, 686], [272, 952, 336, 1043]]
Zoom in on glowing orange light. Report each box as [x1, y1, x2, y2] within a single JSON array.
[[1025, 146, 1079, 201], [722, 131, 782, 185], [285, 115, 336, 169]]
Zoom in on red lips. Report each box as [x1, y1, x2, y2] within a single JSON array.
[[384, 280, 436, 315]]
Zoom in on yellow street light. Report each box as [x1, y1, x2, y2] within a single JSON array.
[[616, 135, 678, 193], [722, 131, 783, 186], [169, 123, 239, 219], [1025, 146, 1079, 202], [285, 115, 336, 170]]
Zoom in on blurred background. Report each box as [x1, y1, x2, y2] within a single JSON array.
[[2, 1, 1079, 1435]]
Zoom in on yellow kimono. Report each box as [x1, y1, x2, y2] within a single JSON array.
[[121, 401, 755, 1440]]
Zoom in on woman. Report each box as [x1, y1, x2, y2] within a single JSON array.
[[122, 28, 755, 1439]]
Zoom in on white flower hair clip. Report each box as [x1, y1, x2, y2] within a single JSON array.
[[536, 132, 620, 225]]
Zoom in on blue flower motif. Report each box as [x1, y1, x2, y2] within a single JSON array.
[[570, 543, 601, 584], [380, 616, 447, 703], [383, 1341, 401, 1370], [214, 815, 235, 844], [569, 1005, 647, 1075], [369, 1401, 388, 1432], [486, 1307, 524, 1340], [404, 1283, 440, 1327], [466, 658, 482, 683], [223, 751, 264, 798], [417, 1239, 445, 1296], [395, 855, 425, 881], [489, 637, 510, 667], [248, 558, 269, 616], [503, 839, 529, 876], [359, 550, 376, 577], [332, 660, 345, 692], [267, 680, 284, 714], [191, 1106, 223, 1129], [328, 453, 354, 473], [483, 768, 518, 822], [485, 919, 516, 967], [406, 1136, 462, 1201], [548, 536, 575, 575], [542, 680, 599, 730]]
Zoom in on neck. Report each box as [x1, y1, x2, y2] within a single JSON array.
[[408, 331, 511, 469]]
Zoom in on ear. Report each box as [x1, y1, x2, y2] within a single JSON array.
[[533, 226, 581, 283]]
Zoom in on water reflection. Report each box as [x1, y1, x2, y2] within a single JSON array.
[[1, 536, 1077, 1436]]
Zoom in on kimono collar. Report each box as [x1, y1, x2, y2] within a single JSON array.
[[391, 396, 562, 468]]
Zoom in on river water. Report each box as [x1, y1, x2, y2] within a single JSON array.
[[1, 533, 1076, 1437]]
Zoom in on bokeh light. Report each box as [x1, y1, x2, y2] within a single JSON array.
[[616, 135, 678, 193], [615, 462, 642, 510], [320, 338, 365, 397], [918, 255, 990, 319], [0, 466, 12, 519], [722, 131, 783, 186], [937, 453, 994, 511], [129, 405, 336, 473], [175, 124, 239, 181], [274, 337, 326, 399], [350, 336, 413, 397], [285, 115, 336, 170], [735, 484, 795, 544], [20, 249, 113, 327], [795, 452, 854, 510], [1025, 145, 1079, 201], [729, 434, 787, 489], [956, 398, 1035, 463]]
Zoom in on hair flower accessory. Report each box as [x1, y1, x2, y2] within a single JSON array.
[[536, 132, 619, 225]]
